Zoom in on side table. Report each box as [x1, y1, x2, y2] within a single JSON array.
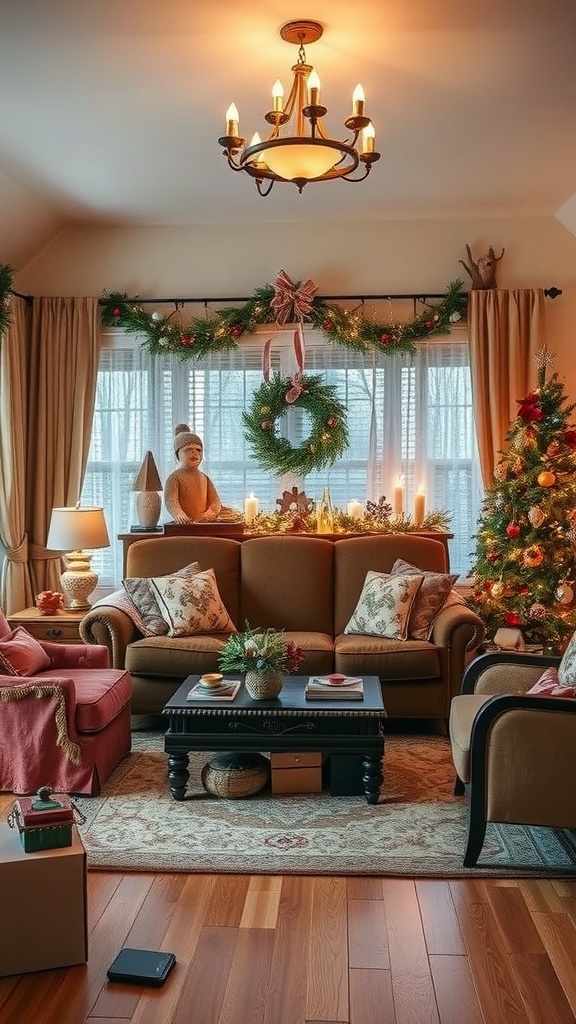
[[7, 607, 85, 644]]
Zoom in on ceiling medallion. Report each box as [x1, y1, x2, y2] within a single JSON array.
[[218, 19, 380, 195]]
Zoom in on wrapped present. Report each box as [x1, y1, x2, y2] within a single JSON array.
[[7, 786, 84, 853]]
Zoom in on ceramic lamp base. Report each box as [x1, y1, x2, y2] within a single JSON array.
[[60, 550, 98, 610], [135, 491, 161, 530]]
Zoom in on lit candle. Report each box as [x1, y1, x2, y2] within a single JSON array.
[[272, 79, 284, 113], [352, 84, 365, 117], [414, 486, 426, 527], [347, 500, 364, 521], [244, 492, 259, 525], [393, 478, 404, 515], [362, 123, 375, 154], [307, 70, 321, 106], [225, 102, 239, 138]]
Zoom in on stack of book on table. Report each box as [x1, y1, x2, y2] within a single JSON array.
[[305, 675, 364, 700], [187, 679, 241, 701]]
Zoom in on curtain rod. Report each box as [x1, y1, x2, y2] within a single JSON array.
[[11, 286, 563, 304]]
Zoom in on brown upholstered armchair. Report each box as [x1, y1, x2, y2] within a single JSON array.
[[449, 650, 576, 867]]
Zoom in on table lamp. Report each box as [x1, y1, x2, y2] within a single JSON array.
[[47, 506, 110, 610], [131, 450, 162, 529]]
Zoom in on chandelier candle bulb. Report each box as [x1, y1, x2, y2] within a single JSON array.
[[244, 492, 259, 524], [347, 500, 364, 521], [225, 103, 239, 137], [362, 123, 375, 154], [307, 70, 320, 106], [272, 79, 284, 112], [352, 84, 365, 117], [414, 486, 426, 526], [393, 479, 404, 515]]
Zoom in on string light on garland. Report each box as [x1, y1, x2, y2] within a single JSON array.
[[100, 277, 467, 362], [243, 372, 348, 476]]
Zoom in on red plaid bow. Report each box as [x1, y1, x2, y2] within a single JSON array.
[[270, 269, 318, 325]]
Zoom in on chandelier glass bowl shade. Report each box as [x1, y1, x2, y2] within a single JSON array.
[[218, 20, 380, 195]]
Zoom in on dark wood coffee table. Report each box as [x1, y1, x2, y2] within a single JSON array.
[[162, 675, 386, 804]]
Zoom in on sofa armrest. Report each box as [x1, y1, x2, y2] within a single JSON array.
[[429, 604, 486, 707], [79, 606, 138, 670], [40, 640, 110, 670], [461, 651, 561, 696]]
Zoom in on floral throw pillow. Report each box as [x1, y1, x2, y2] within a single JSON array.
[[391, 558, 458, 640], [344, 571, 424, 641], [149, 568, 236, 637], [526, 665, 576, 698], [121, 561, 201, 636], [0, 627, 51, 676], [558, 630, 576, 687]]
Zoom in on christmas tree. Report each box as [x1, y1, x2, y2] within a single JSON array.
[[468, 347, 576, 651]]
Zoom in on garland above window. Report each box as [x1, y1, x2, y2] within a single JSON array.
[[100, 276, 466, 360]]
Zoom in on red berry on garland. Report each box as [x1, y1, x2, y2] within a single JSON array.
[[487, 549, 499, 562], [112, 307, 121, 318], [181, 334, 194, 346], [425, 318, 435, 328], [327, 416, 337, 428], [261, 420, 273, 431], [504, 612, 522, 626], [380, 333, 392, 344], [231, 325, 243, 339], [322, 319, 334, 331], [506, 522, 520, 538]]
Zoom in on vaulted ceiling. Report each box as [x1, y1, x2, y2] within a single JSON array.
[[1, 0, 575, 268]]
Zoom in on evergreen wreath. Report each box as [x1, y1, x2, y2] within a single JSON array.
[[243, 372, 349, 476], [0, 264, 13, 340], [100, 278, 466, 360]]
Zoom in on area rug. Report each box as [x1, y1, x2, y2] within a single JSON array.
[[76, 732, 576, 878]]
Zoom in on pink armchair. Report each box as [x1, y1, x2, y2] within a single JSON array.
[[0, 607, 132, 795]]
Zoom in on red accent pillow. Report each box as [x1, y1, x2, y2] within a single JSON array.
[[0, 626, 51, 676], [525, 666, 576, 699]]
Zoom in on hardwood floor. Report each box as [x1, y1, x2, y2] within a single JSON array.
[[0, 869, 575, 1023]]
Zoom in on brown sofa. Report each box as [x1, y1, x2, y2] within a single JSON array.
[[79, 534, 485, 722]]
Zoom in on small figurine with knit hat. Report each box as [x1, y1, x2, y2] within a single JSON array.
[[163, 424, 222, 524]]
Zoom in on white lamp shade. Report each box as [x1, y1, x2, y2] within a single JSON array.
[[47, 507, 110, 552]]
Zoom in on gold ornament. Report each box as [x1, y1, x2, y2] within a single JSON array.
[[537, 470, 556, 487], [491, 581, 506, 598], [523, 544, 544, 568], [555, 583, 575, 605], [494, 462, 508, 481], [528, 505, 546, 528], [529, 602, 547, 620]]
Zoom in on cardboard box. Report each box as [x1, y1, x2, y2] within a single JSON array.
[[0, 821, 87, 977], [270, 752, 323, 794]]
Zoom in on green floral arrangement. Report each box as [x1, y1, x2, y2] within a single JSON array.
[[218, 623, 304, 676]]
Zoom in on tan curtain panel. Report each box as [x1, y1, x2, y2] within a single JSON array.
[[0, 296, 33, 614], [468, 288, 545, 489], [26, 297, 101, 599]]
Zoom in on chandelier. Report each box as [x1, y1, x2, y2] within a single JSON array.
[[218, 20, 380, 196]]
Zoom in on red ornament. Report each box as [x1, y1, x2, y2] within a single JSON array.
[[180, 334, 194, 346], [323, 319, 334, 332], [425, 319, 435, 328], [327, 417, 337, 428], [506, 522, 520, 538], [519, 585, 530, 596], [231, 325, 243, 339], [504, 612, 522, 627], [380, 332, 392, 344], [112, 307, 121, 318], [487, 549, 499, 562], [261, 420, 273, 430], [564, 429, 576, 449]]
